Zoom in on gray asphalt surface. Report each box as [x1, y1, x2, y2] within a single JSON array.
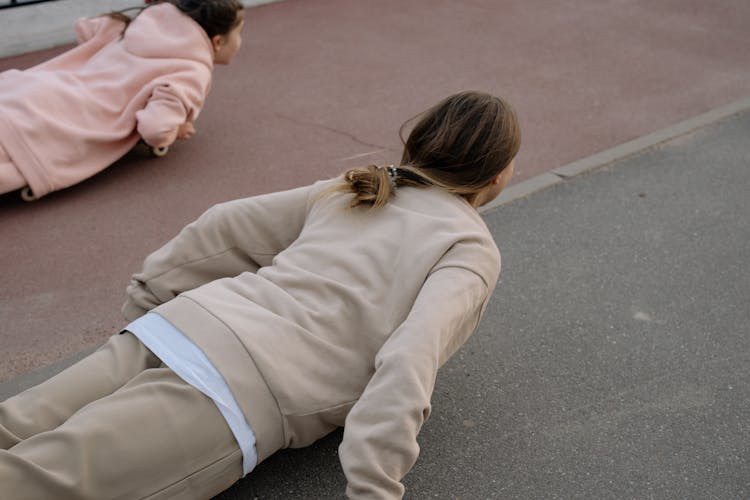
[[213, 110, 750, 498]]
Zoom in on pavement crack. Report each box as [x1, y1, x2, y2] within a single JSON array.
[[273, 112, 386, 150]]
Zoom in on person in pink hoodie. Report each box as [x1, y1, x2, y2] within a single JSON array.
[[0, 0, 245, 201]]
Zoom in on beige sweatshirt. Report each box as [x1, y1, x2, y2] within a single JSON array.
[[122, 178, 501, 499]]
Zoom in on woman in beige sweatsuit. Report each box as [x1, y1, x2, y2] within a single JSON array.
[[0, 90, 521, 499]]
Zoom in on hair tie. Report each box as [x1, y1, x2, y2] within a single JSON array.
[[387, 165, 398, 191]]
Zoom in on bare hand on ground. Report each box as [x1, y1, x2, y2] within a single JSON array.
[[177, 122, 196, 140]]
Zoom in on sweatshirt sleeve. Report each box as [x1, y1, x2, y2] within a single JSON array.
[[338, 259, 498, 499], [122, 182, 320, 321], [135, 66, 212, 148]]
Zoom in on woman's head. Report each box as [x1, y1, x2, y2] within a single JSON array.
[[171, 0, 245, 64], [109, 0, 245, 64], [341, 91, 521, 208], [170, 0, 244, 39]]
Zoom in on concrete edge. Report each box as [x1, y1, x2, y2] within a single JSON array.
[[479, 95, 750, 215], [479, 173, 563, 214], [0, 0, 283, 59], [552, 96, 750, 179], [2, 96, 750, 400]]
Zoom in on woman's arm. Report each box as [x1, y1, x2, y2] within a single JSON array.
[[122, 183, 322, 321], [135, 67, 211, 148], [339, 262, 498, 499]]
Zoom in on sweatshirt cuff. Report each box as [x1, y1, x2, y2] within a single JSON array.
[[121, 299, 149, 323]]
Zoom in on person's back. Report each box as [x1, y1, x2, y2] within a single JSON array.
[[157, 178, 500, 446], [21, 4, 214, 127]]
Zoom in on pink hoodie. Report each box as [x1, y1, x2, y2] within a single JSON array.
[[0, 3, 214, 198]]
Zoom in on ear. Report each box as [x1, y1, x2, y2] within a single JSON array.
[[211, 34, 225, 55], [491, 172, 504, 185]]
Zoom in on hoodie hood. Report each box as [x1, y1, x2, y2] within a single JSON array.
[[122, 3, 214, 68]]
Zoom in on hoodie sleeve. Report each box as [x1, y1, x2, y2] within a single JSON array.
[[122, 182, 321, 321], [338, 248, 500, 499], [135, 66, 212, 148]]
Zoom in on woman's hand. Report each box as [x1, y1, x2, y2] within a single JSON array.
[[177, 122, 196, 140]]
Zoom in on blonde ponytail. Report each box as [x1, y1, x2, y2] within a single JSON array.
[[328, 165, 393, 208]]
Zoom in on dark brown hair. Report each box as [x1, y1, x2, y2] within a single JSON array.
[[107, 0, 243, 39], [337, 91, 521, 208]]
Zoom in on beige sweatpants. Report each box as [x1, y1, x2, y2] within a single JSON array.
[[0, 333, 243, 500], [0, 143, 26, 196]]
